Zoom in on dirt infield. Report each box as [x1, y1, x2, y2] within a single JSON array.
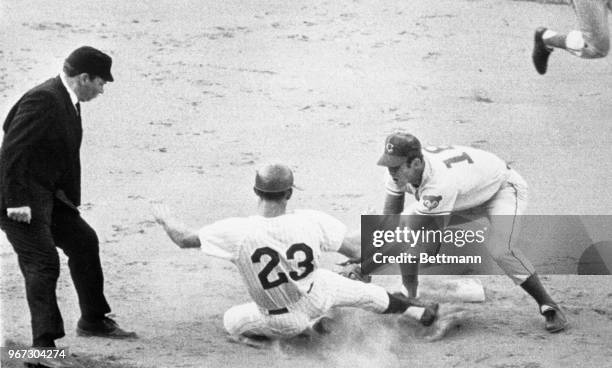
[[1, 0, 611, 367]]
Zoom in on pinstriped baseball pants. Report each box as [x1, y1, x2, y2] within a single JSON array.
[[223, 269, 389, 338]]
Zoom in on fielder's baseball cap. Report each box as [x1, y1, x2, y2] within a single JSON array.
[[377, 132, 422, 167], [254, 163, 302, 193], [65, 46, 114, 82]]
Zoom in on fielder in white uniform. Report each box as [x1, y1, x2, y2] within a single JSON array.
[[532, 0, 612, 74], [377, 132, 568, 333], [153, 163, 459, 346]]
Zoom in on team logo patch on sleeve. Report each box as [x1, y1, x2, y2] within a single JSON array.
[[422, 195, 443, 211]]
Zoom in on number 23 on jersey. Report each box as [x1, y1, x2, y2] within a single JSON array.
[[251, 243, 315, 290]]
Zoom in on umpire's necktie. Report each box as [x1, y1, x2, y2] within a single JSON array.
[[75, 102, 82, 124], [75, 102, 83, 144]]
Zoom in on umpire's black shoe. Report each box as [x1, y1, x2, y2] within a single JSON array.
[[24, 350, 83, 368], [533, 27, 553, 75], [541, 304, 568, 333], [76, 316, 138, 339]]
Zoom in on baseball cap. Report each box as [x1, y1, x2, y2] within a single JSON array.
[[65, 46, 114, 82], [377, 132, 422, 167], [254, 163, 301, 193]]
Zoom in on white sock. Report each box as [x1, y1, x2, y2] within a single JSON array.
[[566, 30, 586, 55], [404, 306, 425, 321], [542, 30, 558, 41]]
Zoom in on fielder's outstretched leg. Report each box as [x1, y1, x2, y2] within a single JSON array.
[[484, 173, 568, 333]]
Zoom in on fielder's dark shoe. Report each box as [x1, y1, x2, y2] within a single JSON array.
[[76, 316, 137, 339], [419, 302, 440, 327], [541, 304, 568, 333], [533, 27, 553, 75]]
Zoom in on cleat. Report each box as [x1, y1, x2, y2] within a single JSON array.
[[541, 304, 568, 333], [533, 27, 553, 74], [420, 302, 439, 327]]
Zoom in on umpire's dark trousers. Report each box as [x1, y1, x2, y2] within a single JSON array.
[[0, 200, 111, 346]]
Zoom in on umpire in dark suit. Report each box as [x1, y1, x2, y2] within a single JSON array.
[[0, 46, 135, 365]]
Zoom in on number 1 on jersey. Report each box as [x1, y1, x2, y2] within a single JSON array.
[[424, 146, 474, 168], [443, 151, 473, 168]]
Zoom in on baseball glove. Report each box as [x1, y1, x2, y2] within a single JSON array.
[[337, 260, 372, 283]]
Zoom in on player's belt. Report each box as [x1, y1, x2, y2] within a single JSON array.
[[268, 308, 289, 315], [267, 282, 315, 316]]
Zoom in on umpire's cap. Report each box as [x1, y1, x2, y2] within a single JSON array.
[[377, 132, 422, 167], [65, 46, 114, 82], [254, 163, 301, 193]]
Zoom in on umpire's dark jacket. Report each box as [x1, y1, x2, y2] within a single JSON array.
[[0, 76, 82, 222]]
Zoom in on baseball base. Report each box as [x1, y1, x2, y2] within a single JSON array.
[[396, 276, 486, 303]]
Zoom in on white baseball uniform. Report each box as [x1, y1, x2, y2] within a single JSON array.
[[385, 145, 536, 284], [197, 209, 390, 339]]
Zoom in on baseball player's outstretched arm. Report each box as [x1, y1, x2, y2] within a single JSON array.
[[398, 214, 447, 297], [398, 214, 442, 297], [337, 230, 361, 260], [152, 204, 201, 249]]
